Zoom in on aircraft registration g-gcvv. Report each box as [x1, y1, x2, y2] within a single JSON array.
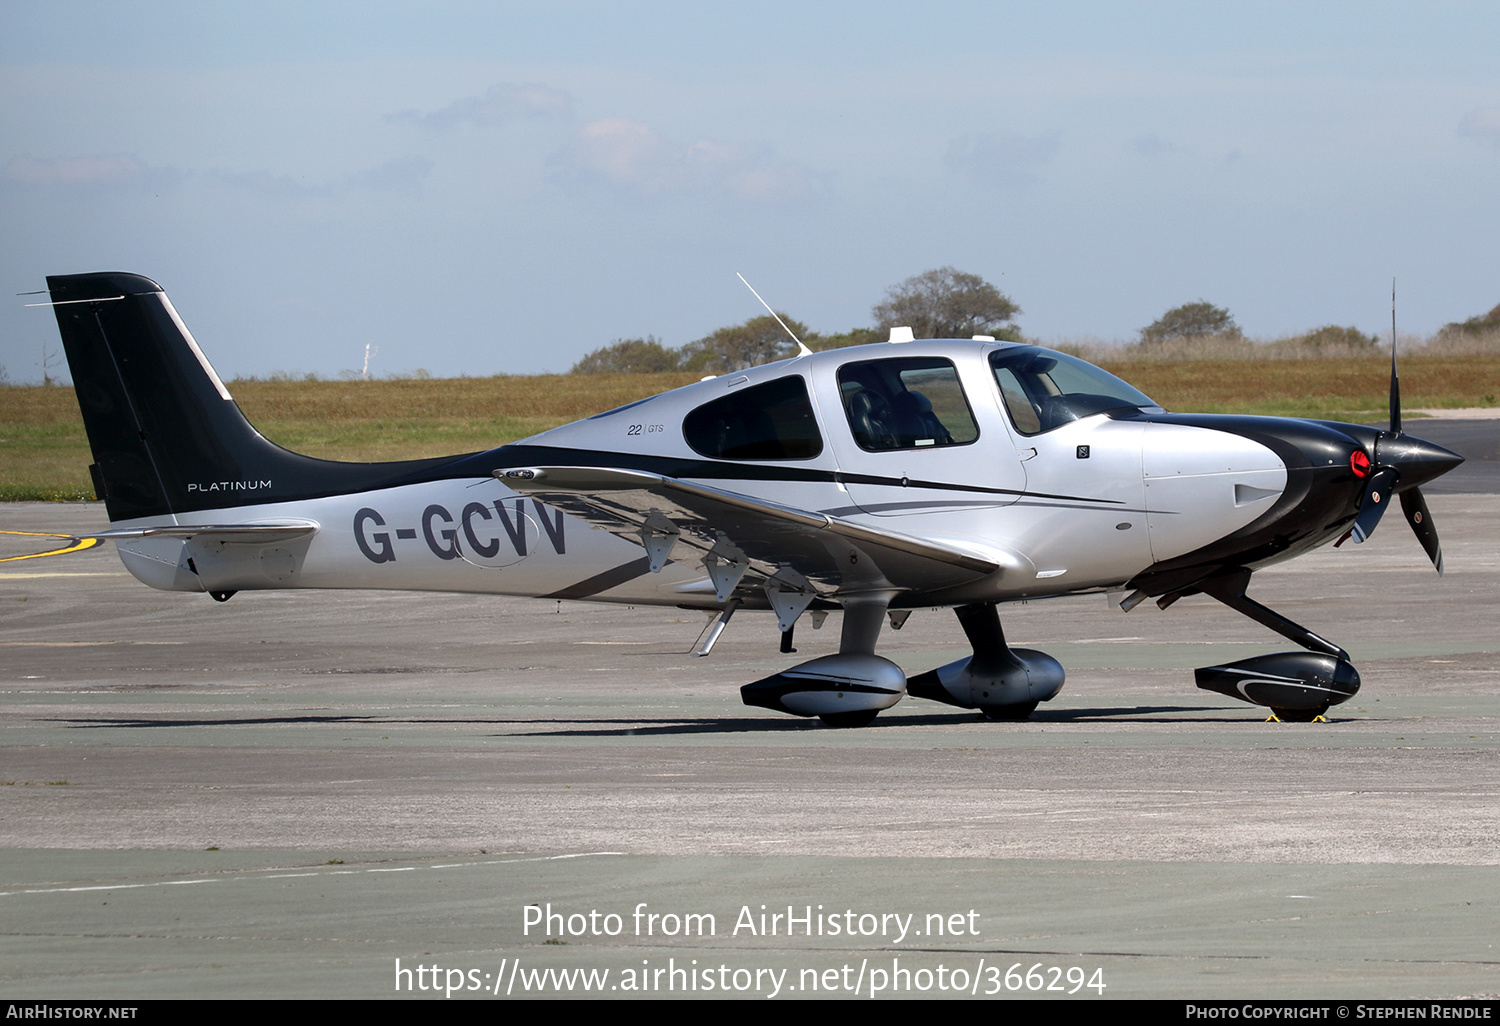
[[44, 272, 1463, 726]]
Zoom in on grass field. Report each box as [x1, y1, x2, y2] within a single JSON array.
[[3, 358, 1497, 501]]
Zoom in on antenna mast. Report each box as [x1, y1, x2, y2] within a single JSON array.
[[736, 273, 813, 357]]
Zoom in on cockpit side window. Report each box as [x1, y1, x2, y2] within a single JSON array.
[[989, 347, 1158, 436], [836, 357, 979, 452], [682, 375, 823, 460]]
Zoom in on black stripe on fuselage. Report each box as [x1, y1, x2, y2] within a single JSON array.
[[149, 441, 1121, 513], [403, 444, 1116, 506]]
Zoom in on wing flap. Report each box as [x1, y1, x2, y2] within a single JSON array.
[[497, 466, 1003, 597]]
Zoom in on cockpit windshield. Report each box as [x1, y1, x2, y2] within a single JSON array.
[[989, 346, 1160, 436]]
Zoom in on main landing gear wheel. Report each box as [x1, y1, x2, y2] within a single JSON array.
[[819, 710, 880, 728], [981, 701, 1038, 721]]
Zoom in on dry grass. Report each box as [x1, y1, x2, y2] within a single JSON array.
[[0, 384, 97, 500], [227, 372, 700, 460], [3, 359, 1497, 501], [1057, 328, 1500, 363], [1421, 326, 1500, 356], [0, 373, 698, 500], [1098, 355, 1500, 418]]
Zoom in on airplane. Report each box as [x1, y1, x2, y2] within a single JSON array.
[[40, 271, 1464, 726]]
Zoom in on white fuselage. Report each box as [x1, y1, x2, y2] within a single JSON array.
[[108, 341, 1287, 609]]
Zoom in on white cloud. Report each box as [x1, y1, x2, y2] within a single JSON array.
[[205, 167, 320, 199], [386, 82, 574, 130], [347, 156, 435, 194], [3, 152, 430, 198], [1458, 107, 1500, 146], [205, 156, 433, 198], [549, 118, 826, 203], [944, 131, 1061, 188], [3, 153, 177, 189], [557, 118, 671, 188]]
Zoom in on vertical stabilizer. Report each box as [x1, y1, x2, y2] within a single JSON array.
[[47, 272, 459, 521]]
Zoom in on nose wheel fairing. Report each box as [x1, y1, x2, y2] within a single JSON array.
[[1195, 652, 1360, 719]]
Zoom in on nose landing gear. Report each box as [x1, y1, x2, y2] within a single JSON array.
[[1189, 569, 1360, 720]]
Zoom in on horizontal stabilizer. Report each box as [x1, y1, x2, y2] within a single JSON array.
[[87, 520, 319, 545]]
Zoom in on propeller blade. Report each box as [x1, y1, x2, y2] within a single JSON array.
[[1389, 356, 1401, 436], [1400, 487, 1444, 575], [1390, 278, 1401, 436], [1349, 466, 1400, 544]]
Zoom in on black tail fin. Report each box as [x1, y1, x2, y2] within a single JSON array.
[[47, 272, 460, 521]]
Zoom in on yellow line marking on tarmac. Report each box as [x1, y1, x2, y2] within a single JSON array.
[[0, 530, 104, 563]]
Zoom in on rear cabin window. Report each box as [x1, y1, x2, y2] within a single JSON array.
[[682, 375, 823, 460], [836, 357, 979, 452]]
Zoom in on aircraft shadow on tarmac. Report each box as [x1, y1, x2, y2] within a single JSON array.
[[54, 714, 387, 729], [493, 705, 1245, 737], [49, 706, 1284, 736]]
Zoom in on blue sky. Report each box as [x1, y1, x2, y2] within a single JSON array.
[[3, 1, 1498, 381]]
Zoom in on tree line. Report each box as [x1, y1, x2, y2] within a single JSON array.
[[570, 267, 1021, 374], [571, 267, 1500, 374]]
